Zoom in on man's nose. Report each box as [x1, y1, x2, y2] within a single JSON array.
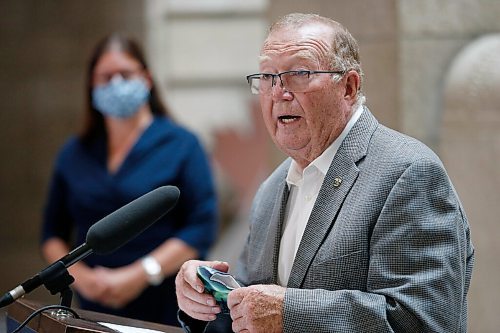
[[272, 78, 293, 100]]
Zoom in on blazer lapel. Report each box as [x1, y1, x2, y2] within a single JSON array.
[[270, 182, 289, 282], [286, 152, 359, 288], [256, 165, 290, 284], [286, 108, 378, 288]]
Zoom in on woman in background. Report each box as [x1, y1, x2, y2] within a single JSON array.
[[40, 34, 217, 326]]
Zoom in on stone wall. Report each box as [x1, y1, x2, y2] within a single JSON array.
[[399, 0, 500, 149]]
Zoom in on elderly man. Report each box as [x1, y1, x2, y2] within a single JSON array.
[[175, 13, 474, 333]]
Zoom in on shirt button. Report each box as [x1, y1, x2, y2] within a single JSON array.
[[305, 195, 312, 201]]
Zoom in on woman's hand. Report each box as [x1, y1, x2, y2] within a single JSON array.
[[69, 263, 108, 302], [91, 262, 149, 308]]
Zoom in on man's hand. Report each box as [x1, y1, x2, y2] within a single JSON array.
[[175, 260, 229, 321], [228, 284, 285, 333]]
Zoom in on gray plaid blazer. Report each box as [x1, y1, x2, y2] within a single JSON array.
[[232, 108, 474, 332]]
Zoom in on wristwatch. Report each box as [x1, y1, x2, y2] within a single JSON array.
[[141, 256, 164, 286]]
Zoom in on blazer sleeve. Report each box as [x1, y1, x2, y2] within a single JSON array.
[[282, 157, 474, 332]]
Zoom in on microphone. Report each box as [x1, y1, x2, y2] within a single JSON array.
[[0, 185, 180, 308]]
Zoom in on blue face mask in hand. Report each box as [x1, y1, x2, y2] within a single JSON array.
[[92, 76, 150, 119]]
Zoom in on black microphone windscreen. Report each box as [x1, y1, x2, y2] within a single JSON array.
[[86, 186, 180, 254]]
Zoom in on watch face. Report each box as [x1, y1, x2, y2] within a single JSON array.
[[142, 257, 163, 285]]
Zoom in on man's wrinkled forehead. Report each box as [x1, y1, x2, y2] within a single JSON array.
[[258, 51, 316, 66], [259, 24, 332, 64]]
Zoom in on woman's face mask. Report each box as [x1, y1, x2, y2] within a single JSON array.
[[92, 75, 150, 119]]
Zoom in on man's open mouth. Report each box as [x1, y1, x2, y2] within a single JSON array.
[[278, 115, 300, 124]]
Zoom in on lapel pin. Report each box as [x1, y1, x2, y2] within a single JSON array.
[[333, 177, 342, 187]]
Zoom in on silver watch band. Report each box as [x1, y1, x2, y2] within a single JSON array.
[[141, 255, 164, 286]]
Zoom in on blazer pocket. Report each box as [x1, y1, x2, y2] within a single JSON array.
[[305, 250, 368, 291]]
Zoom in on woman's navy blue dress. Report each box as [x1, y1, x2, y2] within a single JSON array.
[[41, 116, 218, 326]]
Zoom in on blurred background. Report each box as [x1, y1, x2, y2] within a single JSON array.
[[0, 0, 499, 331]]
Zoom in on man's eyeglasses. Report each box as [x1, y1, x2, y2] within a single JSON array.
[[246, 70, 345, 95]]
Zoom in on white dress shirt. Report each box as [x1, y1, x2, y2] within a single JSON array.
[[277, 105, 363, 286]]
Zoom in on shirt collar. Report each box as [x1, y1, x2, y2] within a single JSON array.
[[286, 104, 364, 187]]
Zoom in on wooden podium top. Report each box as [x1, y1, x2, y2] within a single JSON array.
[[7, 298, 184, 333]]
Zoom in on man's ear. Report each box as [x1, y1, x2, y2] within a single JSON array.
[[343, 70, 361, 104]]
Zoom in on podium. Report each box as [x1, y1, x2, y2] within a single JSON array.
[[6, 298, 183, 333]]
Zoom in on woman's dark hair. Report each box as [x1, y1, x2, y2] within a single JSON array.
[[81, 33, 170, 141]]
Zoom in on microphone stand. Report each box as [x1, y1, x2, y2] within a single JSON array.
[[4, 263, 80, 333], [40, 260, 76, 318], [2, 186, 179, 309], [0, 243, 92, 309]]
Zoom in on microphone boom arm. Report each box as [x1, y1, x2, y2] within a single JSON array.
[[0, 243, 93, 308], [0, 185, 179, 308]]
